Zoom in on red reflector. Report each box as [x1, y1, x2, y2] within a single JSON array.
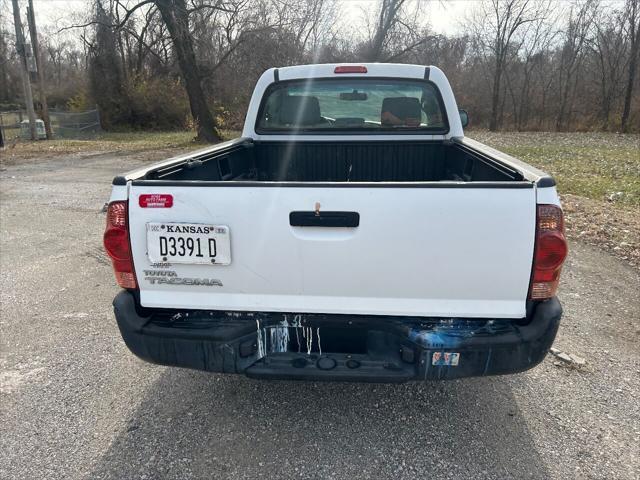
[[139, 194, 173, 208], [529, 204, 567, 300], [103, 228, 130, 261], [535, 232, 568, 271], [103, 201, 137, 289], [334, 65, 368, 74]]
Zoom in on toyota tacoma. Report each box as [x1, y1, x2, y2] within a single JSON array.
[[104, 64, 567, 381]]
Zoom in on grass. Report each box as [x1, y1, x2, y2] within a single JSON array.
[[0, 130, 239, 161], [470, 131, 640, 207]]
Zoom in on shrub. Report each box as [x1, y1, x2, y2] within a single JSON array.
[[126, 77, 191, 130]]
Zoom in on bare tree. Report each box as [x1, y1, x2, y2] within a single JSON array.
[[89, 1, 129, 128], [152, 0, 220, 141], [11, 0, 37, 139], [3, 0, 638, 133], [194, 0, 273, 78], [621, 0, 639, 131], [555, 0, 598, 130], [591, 7, 628, 129], [0, 8, 15, 103], [468, 0, 543, 131], [366, 0, 405, 61], [25, 0, 52, 138], [270, 0, 337, 57], [78, 0, 223, 141], [504, 2, 556, 130], [362, 0, 425, 62]]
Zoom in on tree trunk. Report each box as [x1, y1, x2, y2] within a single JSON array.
[[366, 0, 405, 62], [11, 0, 37, 140], [117, 30, 129, 85], [556, 67, 573, 131], [27, 0, 52, 139], [518, 67, 533, 131], [90, 1, 128, 129], [505, 69, 520, 129], [621, 0, 639, 132], [489, 57, 503, 131], [156, 0, 221, 142]]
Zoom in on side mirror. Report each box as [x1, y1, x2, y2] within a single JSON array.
[[459, 109, 469, 128]]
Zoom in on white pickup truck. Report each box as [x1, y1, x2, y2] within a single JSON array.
[[105, 64, 567, 381]]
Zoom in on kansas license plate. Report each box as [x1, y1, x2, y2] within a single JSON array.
[[146, 223, 231, 265]]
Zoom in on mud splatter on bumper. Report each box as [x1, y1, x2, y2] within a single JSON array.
[[113, 291, 561, 382]]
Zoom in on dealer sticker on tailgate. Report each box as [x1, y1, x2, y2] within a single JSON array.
[[146, 223, 231, 265]]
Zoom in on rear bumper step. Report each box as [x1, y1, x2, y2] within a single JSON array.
[[113, 291, 562, 382]]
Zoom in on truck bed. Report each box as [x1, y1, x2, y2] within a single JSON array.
[[138, 139, 525, 184]]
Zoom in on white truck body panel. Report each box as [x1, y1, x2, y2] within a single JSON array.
[[536, 186, 561, 206], [115, 63, 560, 320], [129, 185, 536, 318]]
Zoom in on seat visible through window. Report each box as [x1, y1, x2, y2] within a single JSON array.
[[381, 97, 421, 126], [278, 96, 322, 125]]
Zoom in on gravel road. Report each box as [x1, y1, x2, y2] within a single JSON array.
[[1, 150, 638, 479]]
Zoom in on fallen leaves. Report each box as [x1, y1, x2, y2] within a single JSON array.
[[561, 194, 639, 269]]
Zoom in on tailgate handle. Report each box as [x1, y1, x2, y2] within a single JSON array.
[[289, 211, 360, 228]]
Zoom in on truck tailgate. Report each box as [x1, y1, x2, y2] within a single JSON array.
[[128, 184, 536, 318]]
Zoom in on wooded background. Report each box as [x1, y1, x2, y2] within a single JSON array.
[[1, 0, 639, 141]]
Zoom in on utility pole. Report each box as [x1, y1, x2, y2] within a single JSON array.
[[27, 0, 52, 139], [11, 0, 36, 140]]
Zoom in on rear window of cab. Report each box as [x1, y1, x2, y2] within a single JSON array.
[[255, 78, 449, 134]]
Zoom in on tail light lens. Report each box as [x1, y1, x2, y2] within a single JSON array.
[[529, 204, 568, 299], [103, 201, 137, 289]]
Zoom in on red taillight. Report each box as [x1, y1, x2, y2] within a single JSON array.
[[529, 204, 567, 300], [334, 65, 367, 74], [103, 201, 137, 289]]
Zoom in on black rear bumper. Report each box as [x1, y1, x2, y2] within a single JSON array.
[[113, 291, 562, 382]]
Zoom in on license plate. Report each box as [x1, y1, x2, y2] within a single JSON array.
[[146, 223, 231, 265]]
